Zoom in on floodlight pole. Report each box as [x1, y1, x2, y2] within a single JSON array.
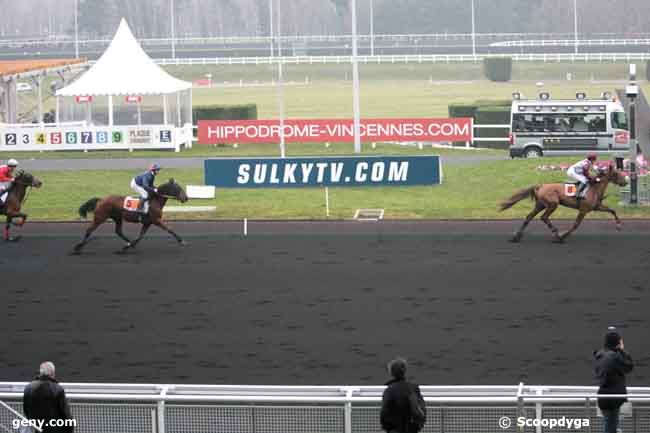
[[627, 64, 638, 204], [269, 0, 274, 57], [170, 0, 176, 59], [369, 0, 374, 56], [470, 0, 476, 58], [74, 0, 79, 58], [351, 0, 361, 153], [573, 0, 578, 55], [276, 0, 286, 158]]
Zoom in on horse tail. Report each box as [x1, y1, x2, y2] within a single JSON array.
[[500, 186, 538, 211], [79, 198, 101, 219]]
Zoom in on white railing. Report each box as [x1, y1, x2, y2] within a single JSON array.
[[5, 32, 650, 48], [491, 38, 650, 48], [473, 123, 510, 145], [2, 383, 650, 433], [151, 52, 650, 66]]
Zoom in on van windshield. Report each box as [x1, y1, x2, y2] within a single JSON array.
[[611, 111, 628, 130]]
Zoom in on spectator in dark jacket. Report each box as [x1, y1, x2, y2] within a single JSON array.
[[23, 362, 74, 433], [380, 357, 424, 433], [594, 329, 634, 433]]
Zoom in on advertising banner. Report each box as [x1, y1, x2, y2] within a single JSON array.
[[204, 156, 442, 188], [198, 118, 472, 144]]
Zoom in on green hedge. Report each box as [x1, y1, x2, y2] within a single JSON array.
[[193, 104, 258, 122], [483, 57, 512, 82], [449, 102, 511, 148], [473, 106, 511, 149]]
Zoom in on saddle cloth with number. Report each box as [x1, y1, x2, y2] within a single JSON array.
[[123, 197, 148, 214], [564, 183, 589, 198]]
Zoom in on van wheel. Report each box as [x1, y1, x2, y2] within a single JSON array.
[[524, 147, 542, 158]]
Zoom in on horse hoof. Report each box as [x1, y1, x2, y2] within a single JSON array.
[[6, 235, 21, 242], [616, 224, 623, 232], [509, 234, 522, 243], [69, 250, 81, 256], [179, 240, 188, 247], [552, 237, 565, 244]]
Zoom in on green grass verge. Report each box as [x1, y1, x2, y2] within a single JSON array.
[[23, 157, 650, 221], [7, 142, 503, 160]]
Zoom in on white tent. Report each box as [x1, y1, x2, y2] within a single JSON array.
[[56, 18, 192, 127]]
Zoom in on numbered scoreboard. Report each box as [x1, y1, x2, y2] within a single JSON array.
[[0, 126, 176, 151]]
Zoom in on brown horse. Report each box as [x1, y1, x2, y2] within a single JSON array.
[[500, 165, 628, 243], [73, 178, 188, 254], [0, 170, 43, 241]]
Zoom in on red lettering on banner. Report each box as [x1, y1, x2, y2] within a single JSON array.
[[198, 118, 473, 144]]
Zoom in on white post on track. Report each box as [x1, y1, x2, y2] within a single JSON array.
[[244, 218, 248, 236], [325, 187, 330, 217]]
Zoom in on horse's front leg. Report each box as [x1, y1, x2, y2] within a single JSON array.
[[154, 219, 186, 246], [594, 203, 622, 231], [557, 211, 587, 242], [121, 222, 152, 251], [4, 213, 24, 241], [4, 215, 12, 241]]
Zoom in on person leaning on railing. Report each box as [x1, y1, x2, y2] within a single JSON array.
[[23, 362, 74, 433], [594, 329, 634, 433], [380, 358, 426, 433]]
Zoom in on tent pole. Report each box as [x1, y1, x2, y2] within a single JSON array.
[[163, 94, 168, 124], [176, 92, 181, 126], [37, 75, 43, 125], [108, 95, 114, 126], [55, 96, 60, 124]]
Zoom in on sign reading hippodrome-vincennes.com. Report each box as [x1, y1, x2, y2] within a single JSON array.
[[204, 156, 442, 188], [198, 118, 472, 144]]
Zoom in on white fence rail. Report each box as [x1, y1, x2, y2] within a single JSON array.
[[2, 383, 650, 433], [150, 52, 650, 66]]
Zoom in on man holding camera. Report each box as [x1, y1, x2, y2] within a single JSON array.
[[594, 328, 634, 433]]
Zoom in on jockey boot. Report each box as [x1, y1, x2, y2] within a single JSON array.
[[576, 183, 587, 207]]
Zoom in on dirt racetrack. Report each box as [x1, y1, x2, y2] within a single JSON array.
[[1, 219, 649, 386]]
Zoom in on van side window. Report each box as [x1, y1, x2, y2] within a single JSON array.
[[611, 112, 628, 130]]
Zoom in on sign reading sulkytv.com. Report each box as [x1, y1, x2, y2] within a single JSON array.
[[204, 156, 442, 188]]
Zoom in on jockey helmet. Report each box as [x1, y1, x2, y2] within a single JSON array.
[[7, 159, 18, 167], [587, 152, 597, 161], [149, 163, 161, 172]]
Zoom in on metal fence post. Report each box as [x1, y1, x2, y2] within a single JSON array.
[[344, 388, 354, 433], [584, 397, 591, 433], [535, 388, 543, 433], [157, 386, 168, 433]]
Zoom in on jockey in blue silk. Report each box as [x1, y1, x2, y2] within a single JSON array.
[[130, 164, 161, 212]]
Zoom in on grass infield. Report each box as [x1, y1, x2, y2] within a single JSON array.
[[21, 156, 650, 221]]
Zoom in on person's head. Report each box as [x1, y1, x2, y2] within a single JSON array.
[[39, 361, 55, 378], [604, 330, 622, 350], [149, 163, 161, 175], [587, 152, 597, 162], [7, 158, 18, 172], [387, 357, 407, 380]]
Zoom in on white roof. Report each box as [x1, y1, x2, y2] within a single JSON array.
[[57, 19, 190, 96]]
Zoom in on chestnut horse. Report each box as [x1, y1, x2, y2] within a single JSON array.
[[73, 178, 188, 254], [0, 170, 43, 241], [500, 165, 628, 242]]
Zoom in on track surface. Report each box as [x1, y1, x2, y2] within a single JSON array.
[[2, 220, 649, 386]]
